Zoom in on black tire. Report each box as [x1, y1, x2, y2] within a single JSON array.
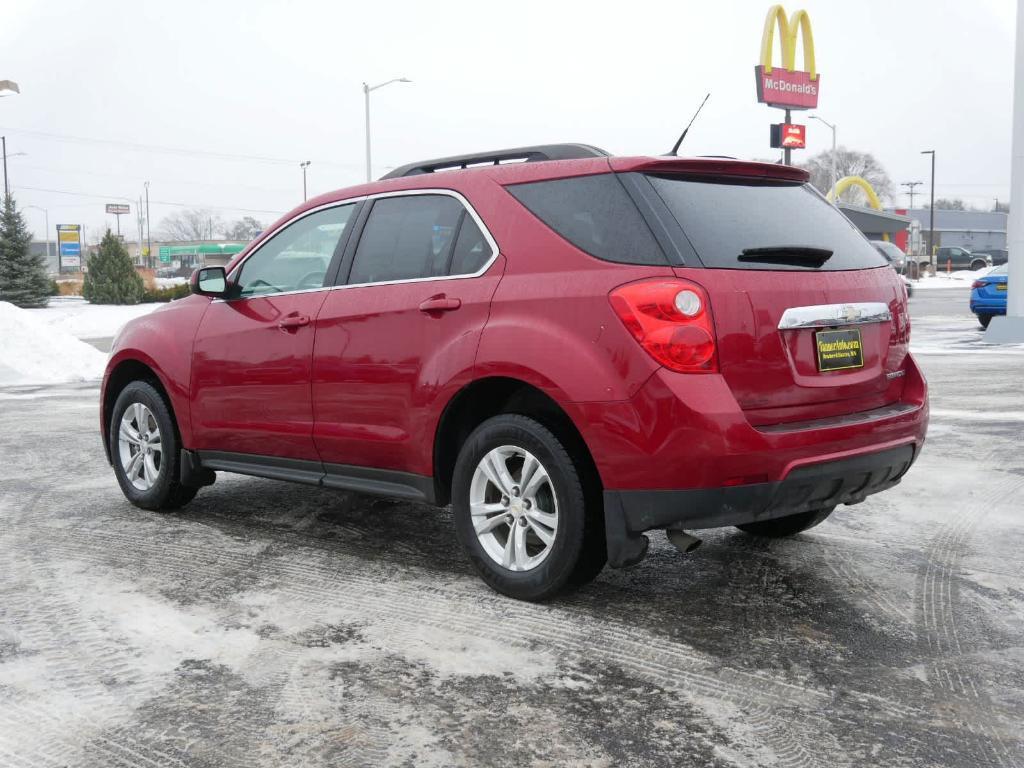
[[452, 414, 605, 601], [735, 507, 835, 538], [978, 314, 993, 329], [970, 260, 988, 272], [108, 380, 197, 511]]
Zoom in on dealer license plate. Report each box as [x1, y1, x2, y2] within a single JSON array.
[[815, 328, 864, 372]]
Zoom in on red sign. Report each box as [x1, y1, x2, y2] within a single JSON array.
[[755, 65, 820, 110], [780, 123, 805, 148]]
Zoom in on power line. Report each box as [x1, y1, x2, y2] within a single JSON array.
[[901, 181, 923, 208], [12, 184, 287, 215], [0, 125, 363, 169]]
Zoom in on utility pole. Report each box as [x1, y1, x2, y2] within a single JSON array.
[[300, 160, 311, 201], [144, 182, 152, 268], [921, 150, 936, 268], [902, 181, 923, 209]]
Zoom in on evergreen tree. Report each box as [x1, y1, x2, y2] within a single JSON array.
[[0, 195, 51, 308], [83, 230, 144, 305]]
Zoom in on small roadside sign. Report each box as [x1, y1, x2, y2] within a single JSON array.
[[105, 203, 130, 215]]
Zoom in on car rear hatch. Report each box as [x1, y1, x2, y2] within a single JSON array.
[[616, 160, 911, 425]]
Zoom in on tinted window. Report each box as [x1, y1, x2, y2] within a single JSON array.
[[449, 215, 492, 275], [507, 174, 666, 265], [236, 204, 354, 297], [648, 176, 888, 271], [349, 195, 463, 284]]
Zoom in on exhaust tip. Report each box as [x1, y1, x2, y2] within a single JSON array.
[[666, 528, 702, 554]]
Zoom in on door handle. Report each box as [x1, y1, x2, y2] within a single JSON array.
[[278, 314, 311, 330], [418, 297, 462, 313]]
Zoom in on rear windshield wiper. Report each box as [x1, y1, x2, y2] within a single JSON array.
[[739, 246, 834, 267]]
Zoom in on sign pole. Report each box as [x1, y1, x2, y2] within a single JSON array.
[[985, 0, 1024, 343], [783, 109, 792, 165]]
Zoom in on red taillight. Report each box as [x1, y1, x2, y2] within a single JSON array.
[[609, 279, 718, 373], [971, 280, 985, 289]]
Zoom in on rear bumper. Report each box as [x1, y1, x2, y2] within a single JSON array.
[[571, 354, 929, 568], [970, 297, 1007, 315], [603, 443, 918, 567]]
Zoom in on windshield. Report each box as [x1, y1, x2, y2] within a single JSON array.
[[647, 176, 889, 271]]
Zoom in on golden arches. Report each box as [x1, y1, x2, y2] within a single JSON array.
[[827, 176, 890, 241], [760, 5, 817, 80], [826, 176, 883, 210]]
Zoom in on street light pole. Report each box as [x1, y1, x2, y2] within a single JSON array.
[[300, 160, 311, 201], [362, 78, 411, 182], [809, 115, 837, 202], [921, 150, 936, 269], [2, 136, 8, 199], [986, 0, 1024, 342], [144, 181, 152, 269]]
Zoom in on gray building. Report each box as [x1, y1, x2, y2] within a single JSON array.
[[31, 241, 60, 275], [838, 203, 910, 241], [899, 208, 1007, 252]]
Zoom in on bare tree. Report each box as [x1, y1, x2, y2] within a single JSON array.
[[224, 216, 264, 241], [930, 198, 968, 211], [799, 147, 895, 206], [158, 209, 223, 241]]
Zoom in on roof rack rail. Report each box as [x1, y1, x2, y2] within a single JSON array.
[[380, 143, 609, 179]]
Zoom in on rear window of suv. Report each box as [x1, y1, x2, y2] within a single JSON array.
[[647, 176, 889, 271]]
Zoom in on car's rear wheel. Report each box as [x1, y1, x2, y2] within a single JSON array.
[[978, 314, 993, 329], [452, 414, 604, 601], [109, 381, 197, 511], [970, 259, 989, 272], [735, 507, 835, 538]]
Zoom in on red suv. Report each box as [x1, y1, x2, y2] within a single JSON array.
[[101, 144, 927, 601]]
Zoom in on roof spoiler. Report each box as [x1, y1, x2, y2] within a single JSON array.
[[381, 143, 610, 179], [611, 156, 809, 182]]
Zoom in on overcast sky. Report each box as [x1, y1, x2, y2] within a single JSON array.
[[2, 0, 1017, 243]]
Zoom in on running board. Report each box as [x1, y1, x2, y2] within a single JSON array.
[[195, 450, 436, 504]]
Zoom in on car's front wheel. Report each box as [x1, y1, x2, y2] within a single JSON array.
[[452, 414, 604, 601], [109, 381, 197, 511], [979, 314, 993, 329], [735, 507, 835, 538]]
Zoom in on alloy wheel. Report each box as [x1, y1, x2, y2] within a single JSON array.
[[469, 445, 559, 572], [118, 402, 163, 491]]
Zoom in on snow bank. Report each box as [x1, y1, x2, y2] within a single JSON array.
[[154, 277, 188, 289], [912, 266, 994, 291], [0, 302, 108, 386], [27, 297, 159, 339]]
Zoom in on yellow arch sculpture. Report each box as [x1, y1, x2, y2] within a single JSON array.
[[760, 5, 817, 79], [826, 176, 889, 241]]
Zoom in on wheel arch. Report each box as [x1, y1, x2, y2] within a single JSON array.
[[432, 376, 602, 508], [102, 357, 180, 464]]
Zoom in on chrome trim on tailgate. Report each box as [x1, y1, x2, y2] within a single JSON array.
[[777, 302, 892, 330]]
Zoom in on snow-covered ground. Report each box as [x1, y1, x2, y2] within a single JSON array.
[[27, 296, 159, 340], [0, 302, 109, 386], [0, 288, 1022, 767]]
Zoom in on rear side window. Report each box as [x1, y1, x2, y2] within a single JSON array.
[[648, 176, 888, 271], [507, 174, 667, 265], [449, 215, 491, 275], [349, 195, 463, 284]]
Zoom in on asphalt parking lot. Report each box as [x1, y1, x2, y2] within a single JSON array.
[[1, 287, 1022, 767]]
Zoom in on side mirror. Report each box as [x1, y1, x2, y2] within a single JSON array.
[[190, 266, 228, 298]]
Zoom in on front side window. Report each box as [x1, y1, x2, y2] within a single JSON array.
[[348, 195, 465, 284], [235, 204, 355, 297]]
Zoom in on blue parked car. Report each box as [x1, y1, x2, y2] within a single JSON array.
[[970, 264, 1009, 328]]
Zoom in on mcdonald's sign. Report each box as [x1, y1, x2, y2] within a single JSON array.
[[755, 5, 820, 110]]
